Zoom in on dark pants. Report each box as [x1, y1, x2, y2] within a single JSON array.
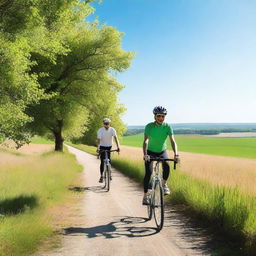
[[144, 150, 170, 193], [100, 146, 112, 175]]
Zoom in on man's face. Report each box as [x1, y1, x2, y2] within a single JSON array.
[[154, 114, 165, 125], [103, 122, 110, 129]]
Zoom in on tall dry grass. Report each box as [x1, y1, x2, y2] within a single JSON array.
[[120, 145, 256, 196]]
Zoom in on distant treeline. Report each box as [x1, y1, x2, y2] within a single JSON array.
[[123, 128, 256, 136]]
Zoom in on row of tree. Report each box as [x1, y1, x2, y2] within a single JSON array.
[[124, 128, 256, 136], [0, 0, 133, 151]]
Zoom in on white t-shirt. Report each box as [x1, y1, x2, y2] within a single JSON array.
[[97, 127, 117, 147]]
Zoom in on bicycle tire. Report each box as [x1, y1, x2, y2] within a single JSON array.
[[153, 181, 164, 230], [102, 163, 107, 189], [106, 164, 110, 191], [147, 193, 153, 220]]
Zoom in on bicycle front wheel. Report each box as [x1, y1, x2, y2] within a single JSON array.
[[147, 192, 153, 220], [105, 164, 110, 191], [153, 181, 164, 230]]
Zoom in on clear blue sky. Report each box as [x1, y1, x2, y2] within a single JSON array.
[[88, 0, 256, 125]]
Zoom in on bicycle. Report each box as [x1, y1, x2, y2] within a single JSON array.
[[98, 149, 119, 191], [146, 157, 177, 231]]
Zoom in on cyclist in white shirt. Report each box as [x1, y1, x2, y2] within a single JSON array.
[[97, 118, 120, 183]]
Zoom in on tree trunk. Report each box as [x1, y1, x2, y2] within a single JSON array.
[[54, 120, 64, 152]]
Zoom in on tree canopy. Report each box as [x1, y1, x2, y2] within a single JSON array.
[[0, 0, 133, 150]]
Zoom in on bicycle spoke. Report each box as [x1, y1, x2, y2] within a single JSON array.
[[147, 193, 153, 220], [106, 165, 110, 191], [153, 182, 164, 230]]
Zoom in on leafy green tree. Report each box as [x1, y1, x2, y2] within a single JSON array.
[[27, 23, 133, 151], [80, 78, 127, 146], [0, 0, 132, 150], [0, 0, 92, 145]]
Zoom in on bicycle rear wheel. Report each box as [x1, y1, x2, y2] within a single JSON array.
[[153, 181, 164, 230], [105, 164, 110, 191]]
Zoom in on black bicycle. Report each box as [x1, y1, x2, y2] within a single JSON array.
[[147, 157, 177, 231], [98, 149, 118, 191]]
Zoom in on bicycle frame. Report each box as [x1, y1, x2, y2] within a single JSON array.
[[98, 149, 118, 191], [98, 149, 118, 165], [150, 161, 162, 192], [103, 150, 111, 166], [150, 157, 176, 194]]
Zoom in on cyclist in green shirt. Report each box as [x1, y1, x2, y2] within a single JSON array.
[[142, 106, 179, 205]]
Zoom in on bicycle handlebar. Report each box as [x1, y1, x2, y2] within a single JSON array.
[[149, 157, 178, 170], [97, 149, 119, 159], [98, 149, 119, 153]]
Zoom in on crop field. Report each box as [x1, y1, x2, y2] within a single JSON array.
[[119, 145, 256, 196], [121, 134, 256, 159]]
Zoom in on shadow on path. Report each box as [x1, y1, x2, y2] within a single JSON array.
[[164, 204, 244, 256], [68, 185, 107, 194], [64, 216, 158, 239]]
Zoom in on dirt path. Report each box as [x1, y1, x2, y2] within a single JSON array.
[[38, 146, 218, 256]]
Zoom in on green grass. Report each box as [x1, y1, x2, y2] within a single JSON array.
[[0, 150, 82, 256], [66, 143, 97, 156], [121, 134, 256, 159], [30, 136, 54, 144]]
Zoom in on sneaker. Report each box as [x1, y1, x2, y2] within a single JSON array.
[[142, 194, 151, 205], [99, 176, 103, 183], [163, 184, 170, 195]]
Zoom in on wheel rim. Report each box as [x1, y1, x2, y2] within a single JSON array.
[[106, 165, 110, 191], [147, 193, 153, 220], [102, 165, 107, 189], [153, 182, 164, 230]]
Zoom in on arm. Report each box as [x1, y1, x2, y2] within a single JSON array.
[[169, 135, 179, 161], [114, 135, 120, 151], [96, 129, 101, 152], [96, 138, 100, 152], [143, 134, 149, 160]]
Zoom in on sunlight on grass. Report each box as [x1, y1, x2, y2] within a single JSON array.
[[0, 150, 82, 256], [121, 134, 256, 159], [30, 136, 54, 144]]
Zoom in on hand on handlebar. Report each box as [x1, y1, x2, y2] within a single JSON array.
[[144, 154, 150, 161], [174, 154, 180, 163]]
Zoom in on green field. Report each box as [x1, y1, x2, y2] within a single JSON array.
[[121, 134, 256, 159]]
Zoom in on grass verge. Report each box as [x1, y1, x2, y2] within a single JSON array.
[[66, 142, 97, 156], [0, 150, 82, 256]]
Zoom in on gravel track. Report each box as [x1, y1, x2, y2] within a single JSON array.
[[38, 145, 216, 256]]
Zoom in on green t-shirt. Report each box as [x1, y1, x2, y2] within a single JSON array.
[[144, 122, 173, 153]]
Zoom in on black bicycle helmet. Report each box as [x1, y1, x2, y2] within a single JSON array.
[[153, 106, 167, 115]]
